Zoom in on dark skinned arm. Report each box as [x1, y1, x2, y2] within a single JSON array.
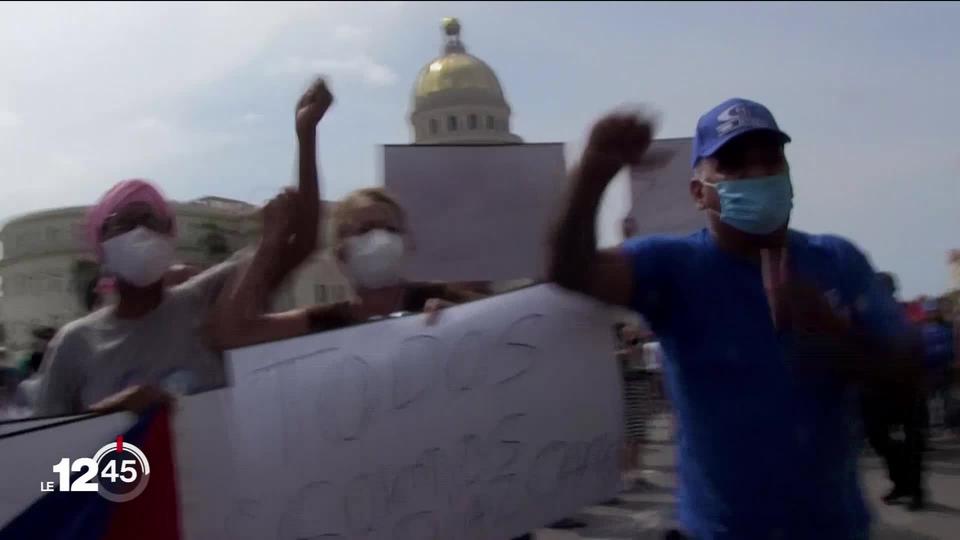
[[775, 279, 923, 391], [547, 113, 655, 306]]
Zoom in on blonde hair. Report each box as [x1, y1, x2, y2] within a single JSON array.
[[332, 187, 407, 239]]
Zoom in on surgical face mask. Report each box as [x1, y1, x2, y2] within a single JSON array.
[[344, 229, 406, 290], [702, 172, 794, 235], [101, 226, 175, 287]]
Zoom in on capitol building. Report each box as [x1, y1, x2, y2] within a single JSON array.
[[410, 17, 521, 146], [0, 17, 524, 362]]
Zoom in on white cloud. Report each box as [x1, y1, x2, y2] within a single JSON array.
[[282, 55, 398, 87]]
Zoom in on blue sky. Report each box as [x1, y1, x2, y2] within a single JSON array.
[[1, 1, 958, 298]]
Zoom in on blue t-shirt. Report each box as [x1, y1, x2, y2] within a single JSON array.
[[622, 228, 909, 540]]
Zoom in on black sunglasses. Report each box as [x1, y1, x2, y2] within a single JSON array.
[[100, 209, 170, 238]]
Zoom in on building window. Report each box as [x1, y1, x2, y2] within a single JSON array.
[[486, 115, 495, 130], [468, 114, 478, 130], [429, 118, 439, 135], [447, 115, 458, 132]]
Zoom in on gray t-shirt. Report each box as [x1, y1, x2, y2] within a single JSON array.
[[35, 252, 248, 416]]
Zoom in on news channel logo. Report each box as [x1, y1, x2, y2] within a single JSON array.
[[42, 436, 150, 502]]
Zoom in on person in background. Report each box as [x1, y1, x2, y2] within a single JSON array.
[[548, 98, 919, 539], [948, 298, 960, 432], [208, 187, 483, 347], [8, 326, 57, 412], [952, 302, 960, 432], [921, 298, 955, 436], [34, 77, 333, 416], [17, 327, 56, 378], [616, 322, 647, 480], [862, 271, 927, 510]]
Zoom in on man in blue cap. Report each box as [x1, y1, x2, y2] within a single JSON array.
[[548, 98, 920, 539]]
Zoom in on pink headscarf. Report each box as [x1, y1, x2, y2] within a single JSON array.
[[86, 179, 175, 260]]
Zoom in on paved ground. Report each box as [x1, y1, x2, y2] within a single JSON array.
[[532, 416, 960, 539]]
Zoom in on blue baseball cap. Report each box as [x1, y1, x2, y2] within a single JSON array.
[[691, 98, 791, 168]]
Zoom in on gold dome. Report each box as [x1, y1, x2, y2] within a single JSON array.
[[413, 17, 506, 103], [413, 52, 505, 100]]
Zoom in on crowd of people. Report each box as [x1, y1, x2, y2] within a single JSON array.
[[0, 76, 957, 540]]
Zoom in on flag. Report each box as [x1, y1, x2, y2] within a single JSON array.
[[0, 406, 180, 540]]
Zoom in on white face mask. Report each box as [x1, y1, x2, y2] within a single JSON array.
[[344, 229, 406, 290], [101, 227, 175, 288]]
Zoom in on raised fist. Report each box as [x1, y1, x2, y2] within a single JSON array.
[[295, 76, 334, 136], [586, 112, 656, 167]]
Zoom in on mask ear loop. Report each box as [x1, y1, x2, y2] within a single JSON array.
[[695, 179, 722, 216]]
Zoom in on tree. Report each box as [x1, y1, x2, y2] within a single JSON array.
[[198, 222, 230, 265], [70, 260, 101, 311]]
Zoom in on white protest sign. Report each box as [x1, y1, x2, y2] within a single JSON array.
[[629, 137, 704, 237], [383, 143, 567, 282], [219, 284, 622, 540], [0, 285, 623, 539]]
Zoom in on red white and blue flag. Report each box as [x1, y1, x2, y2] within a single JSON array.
[[0, 407, 180, 540]]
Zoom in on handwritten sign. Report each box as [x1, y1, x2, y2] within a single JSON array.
[[220, 284, 622, 540], [0, 285, 623, 539]]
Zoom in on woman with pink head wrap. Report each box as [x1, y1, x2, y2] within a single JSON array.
[[86, 179, 176, 259], [82, 179, 178, 304], [80, 179, 202, 310], [34, 76, 332, 418]]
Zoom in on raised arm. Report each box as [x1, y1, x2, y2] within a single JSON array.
[[547, 113, 655, 306], [259, 77, 334, 292], [206, 191, 352, 349]]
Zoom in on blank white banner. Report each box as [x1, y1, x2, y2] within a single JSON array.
[[383, 143, 566, 282], [629, 138, 705, 237]]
